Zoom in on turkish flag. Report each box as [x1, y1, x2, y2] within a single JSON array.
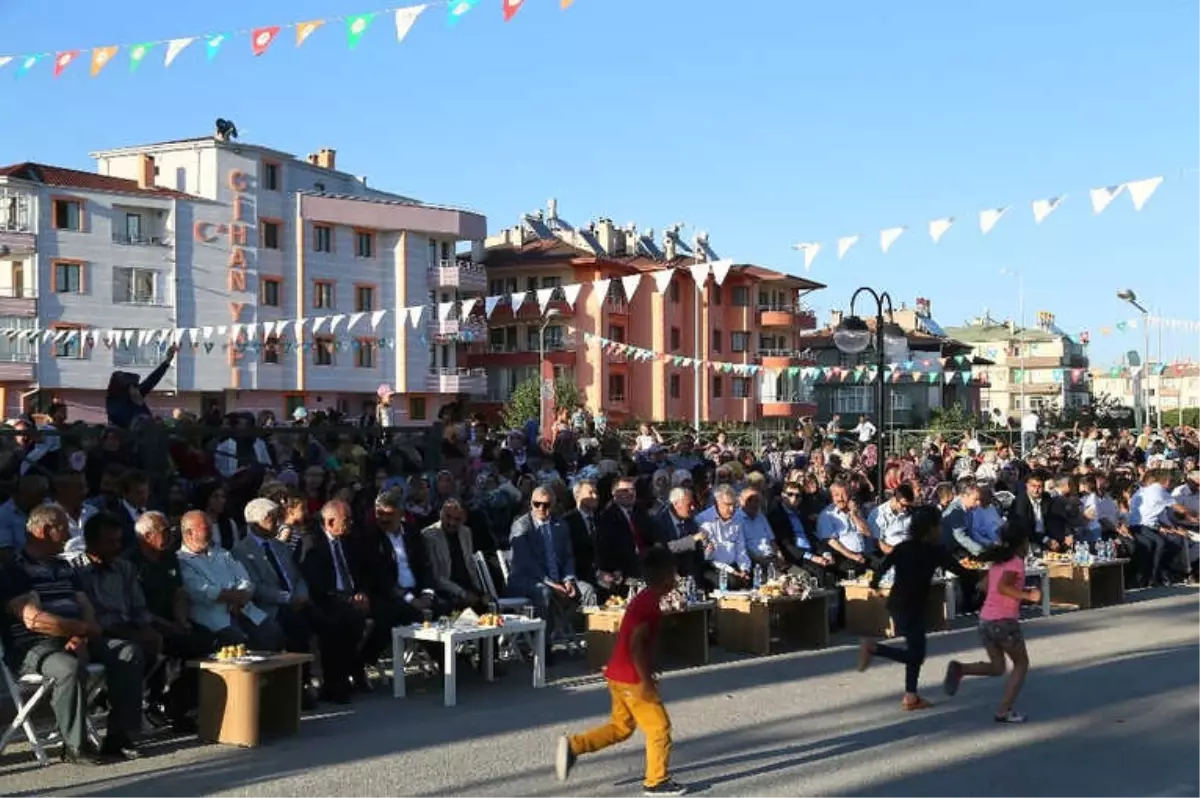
[[503, 0, 524, 21], [251, 26, 281, 57]]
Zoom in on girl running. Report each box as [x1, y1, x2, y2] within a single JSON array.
[[857, 506, 970, 710], [942, 525, 1042, 723]]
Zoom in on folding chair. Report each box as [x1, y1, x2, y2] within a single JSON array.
[[473, 552, 532, 663]]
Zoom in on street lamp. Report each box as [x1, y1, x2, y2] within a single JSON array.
[[1116, 288, 1153, 429], [833, 287, 905, 497], [538, 308, 562, 443]]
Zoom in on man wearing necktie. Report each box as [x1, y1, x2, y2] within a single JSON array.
[[563, 480, 602, 598], [651, 486, 706, 581], [595, 476, 648, 587]]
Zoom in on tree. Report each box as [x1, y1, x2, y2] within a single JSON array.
[[501, 375, 585, 431]]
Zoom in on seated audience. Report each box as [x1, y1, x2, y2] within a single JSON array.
[[816, 480, 878, 572], [767, 480, 835, 579], [696, 483, 752, 589], [868, 483, 915, 555], [422, 499, 487, 611], [652, 486, 706, 582]]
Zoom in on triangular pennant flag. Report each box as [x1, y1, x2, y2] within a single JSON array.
[[16, 55, 41, 77], [205, 35, 226, 61], [164, 38, 194, 67], [562, 0, 575, 8], [448, 0, 481, 25], [394, 5, 427, 42], [296, 20, 324, 47], [346, 14, 375, 49], [484, 295, 502, 318], [793, 243, 820, 271], [348, 312, 365, 330], [311, 316, 329, 334], [837, 234, 859, 260], [928, 217, 954, 243], [1089, 184, 1124, 215], [620, 274, 642, 302], [652, 269, 674, 295], [128, 43, 153, 72], [710, 259, 733, 286], [200, 326, 213, 341], [510, 291, 527, 314], [462, 297, 480, 318], [1031, 195, 1063, 224], [370, 310, 387, 329], [1125, 176, 1163, 211], [251, 26, 281, 57], [979, 206, 1008, 235], [328, 315, 345, 334], [880, 226, 905, 254], [688, 261, 709, 287], [504, 0, 525, 22], [406, 306, 424, 326], [90, 46, 118, 77], [0, 57, 11, 72], [437, 301, 456, 321], [591, 278, 611, 307], [536, 287, 555, 314], [562, 283, 583, 309], [53, 51, 80, 78]]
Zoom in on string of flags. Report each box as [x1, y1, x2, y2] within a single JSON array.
[[0, 0, 579, 80], [791, 172, 1180, 271], [1053, 314, 1200, 347]]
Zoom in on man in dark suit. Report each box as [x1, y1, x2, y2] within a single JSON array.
[[1008, 470, 1057, 550], [509, 486, 596, 656], [299, 499, 398, 703], [651, 486, 705, 581], [562, 479, 601, 594], [766, 479, 836, 581], [369, 487, 439, 622], [594, 475, 652, 588]]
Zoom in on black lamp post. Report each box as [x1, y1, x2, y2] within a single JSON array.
[[833, 287, 907, 499]]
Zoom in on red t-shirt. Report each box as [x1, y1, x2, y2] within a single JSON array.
[[605, 588, 662, 684]]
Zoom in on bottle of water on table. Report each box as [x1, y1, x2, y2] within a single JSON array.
[[718, 566, 728, 594]]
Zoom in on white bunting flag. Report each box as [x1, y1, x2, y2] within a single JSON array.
[[243, 324, 257, 342], [164, 37, 194, 67], [652, 269, 674, 295], [230, 324, 243, 341], [348, 312, 365, 330], [311, 317, 328, 334], [793, 243, 820, 271], [591, 278, 611, 307], [202, 326, 214, 341], [370, 310, 387, 329], [437, 301, 456, 322], [215, 326, 228, 337], [461, 297, 480, 318], [137, 330, 151, 346], [484, 295, 502, 318], [405, 306, 424, 327], [979, 206, 1008, 235], [880, 227, 905, 254], [329, 315, 345, 334], [536, 287, 555, 314], [620, 274, 642, 302], [1031, 196, 1063, 224], [510, 291, 527, 314], [562, 283, 583, 309], [0, 57, 11, 71], [928, 217, 954, 243], [710, 259, 733, 286], [837, 234, 859, 260], [688, 261, 709, 287], [394, 5, 426, 43], [1125, 176, 1163, 211], [1089, 184, 1125, 215]]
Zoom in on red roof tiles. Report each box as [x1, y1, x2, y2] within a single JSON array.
[[0, 162, 196, 200]]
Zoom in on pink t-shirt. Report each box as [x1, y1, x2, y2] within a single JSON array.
[[981, 557, 1025, 621]]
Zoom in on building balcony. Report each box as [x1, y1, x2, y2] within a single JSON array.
[[757, 305, 816, 330], [467, 340, 576, 368], [111, 232, 170, 247], [0, 356, 36, 382], [0, 229, 35, 257], [430, 318, 487, 339], [426, 367, 487, 395], [605, 349, 628, 364], [428, 259, 487, 294], [759, 400, 818, 418], [757, 349, 808, 368], [604, 298, 629, 316], [0, 288, 37, 317], [488, 290, 576, 320]]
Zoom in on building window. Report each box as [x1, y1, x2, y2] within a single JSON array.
[[732, 286, 750, 306], [542, 276, 562, 288], [609, 374, 626, 402], [53, 260, 84, 293], [711, 284, 723, 305], [713, 376, 724, 398], [890, 391, 913, 411], [355, 339, 378, 368], [409, 397, 427, 421], [835, 387, 874, 414], [112, 267, 158, 305], [670, 374, 681, 399], [51, 326, 87, 359], [731, 331, 750, 353], [733, 377, 752, 398], [670, 327, 681, 351], [711, 330, 722, 354], [355, 285, 375, 312], [112, 331, 160, 367], [263, 161, 280, 191], [261, 220, 281, 250], [262, 334, 281, 364], [355, 230, 374, 258], [488, 279, 506, 296], [669, 281, 680, 303], [261, 278, 281, 307], [0, 316, 35, 362], [608, 324, 626, 343], [313, 224, 332, 253], [52, 199, 83, 231], [313, 280, 334, 309], [313, 335, 335, 366]]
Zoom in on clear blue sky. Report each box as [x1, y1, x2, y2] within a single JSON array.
[[2, 0, 1197, 366]]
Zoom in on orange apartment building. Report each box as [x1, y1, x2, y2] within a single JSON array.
[[470, 202, 823, 424]]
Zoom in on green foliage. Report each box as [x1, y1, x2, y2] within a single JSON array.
[[501, 376, 585, 430], [926, 403, 976, 432], [1162, 407, 1199, 428]]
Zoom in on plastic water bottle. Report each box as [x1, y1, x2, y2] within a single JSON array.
[[718, 567, 728, 594], [767, 562, 777, 583], [752, 565, 763, 591]]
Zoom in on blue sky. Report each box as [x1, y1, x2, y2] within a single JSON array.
[[2, 0, 1197, 366]]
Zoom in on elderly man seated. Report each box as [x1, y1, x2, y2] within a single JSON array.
[[816, 480, 880, 573], [0, 504, 144, 764], [867, 483, 915, 556], [177, 510, 283, 651], [695, 483, 752, 590], [421, 499, 487, 612], [509, 486, 596, 661]]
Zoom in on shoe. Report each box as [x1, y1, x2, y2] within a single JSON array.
[[995, 710, 1027, 724], [857, 640, 875, 672], [554, 735, 576, 782], [943, 661, 963, 697], [144, 704, 171, 729], [643, 779, 688, 796], [902, 696, 933, 711], [99, 736, 141, 761], [62, 744, 121, 766]]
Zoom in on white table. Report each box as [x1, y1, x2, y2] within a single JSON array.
[[391, 616, 546, 708], [945, 567, 1051, 619]]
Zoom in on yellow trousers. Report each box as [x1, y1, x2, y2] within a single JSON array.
[[569, 679, 672, 788]]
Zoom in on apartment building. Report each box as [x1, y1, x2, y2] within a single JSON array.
[[0, 129, 487, 423], [945, 310, 1090, 419], [1091, 362, 1199, 417], [471, 201, 823, 424]]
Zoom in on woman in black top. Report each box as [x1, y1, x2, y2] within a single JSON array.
[[857, 505, 969, 710]]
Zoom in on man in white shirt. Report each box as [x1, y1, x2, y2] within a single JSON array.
[[695, 483, 751, 588], [850, 415, 877, 446], [374, 488, 437, 621], [1128, 470, 1187, 586], [736, 487, 782, 569], [868, 484, 914, 555], [816, 481, 876, 571], [1021, 410, 1040, 456]]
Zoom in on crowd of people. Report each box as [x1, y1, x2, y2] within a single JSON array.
[[0, 391, 1196, 776]]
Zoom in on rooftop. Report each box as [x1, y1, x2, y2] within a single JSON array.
[[943, 322, 1058, 344], [0, 162, 198, 200], [801, 319, 975, 355]]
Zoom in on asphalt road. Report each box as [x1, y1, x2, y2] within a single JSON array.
[[3, 587, 1197, 797]]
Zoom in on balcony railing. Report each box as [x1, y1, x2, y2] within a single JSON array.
[[428, 259, 487, 292], [112, 233, 169, 246], [605, 298, 629, 315], [427, 367, 487, 395], [114, 293, 171, 308]]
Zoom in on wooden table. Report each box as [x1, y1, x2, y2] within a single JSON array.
[[1047, 559, 1127, 610], [583, 601, 714, 672], [841, 580, 948, 638], [715, 590, 831, 656], [189, 652, 312, 748], [391, 617, 546, 708]]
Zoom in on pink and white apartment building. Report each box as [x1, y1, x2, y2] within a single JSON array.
[[0, 132, 488, 423]]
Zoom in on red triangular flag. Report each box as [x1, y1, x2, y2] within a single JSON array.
[[251, 26, 281, 57], [503, 0, 525, 21], [54, 50, 80, 78]]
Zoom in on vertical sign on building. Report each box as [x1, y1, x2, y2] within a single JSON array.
[[540, 359, 555, 445], [225, 170, 256, 388]]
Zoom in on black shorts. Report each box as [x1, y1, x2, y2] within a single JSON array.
[[979, 618, 1023, 649]]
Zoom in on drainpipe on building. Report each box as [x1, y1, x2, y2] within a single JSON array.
[[19, 384, 40, 415]]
